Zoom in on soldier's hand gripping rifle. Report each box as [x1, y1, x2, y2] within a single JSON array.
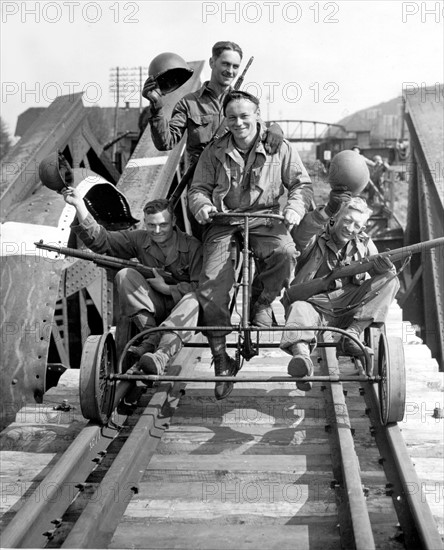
[[168, 56, 254, 208], [35, 241, 177, 284], [282, 237, 444, 307]]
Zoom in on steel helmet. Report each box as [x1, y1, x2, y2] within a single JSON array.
[[39, 150, 73, 192], [84, 183, 139, 228], [328, 150, 369, 194], [147, 52, 193, 95]]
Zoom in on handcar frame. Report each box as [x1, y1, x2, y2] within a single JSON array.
[[78, 212, 406, 426]]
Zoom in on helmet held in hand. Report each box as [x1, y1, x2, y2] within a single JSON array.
[[328, 150, 369, 195], [39, 150, 73, 192], [146, 52, 194, 95]]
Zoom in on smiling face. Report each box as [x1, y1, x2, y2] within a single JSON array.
[[144, 209, 175, 245], [332, 207, 369, 245], [225, 97, 259, 147], [209, 49, 241, 88]]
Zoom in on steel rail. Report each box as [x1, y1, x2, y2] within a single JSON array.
[[0, 418, 127, 548], [61, 344, 197, 549], [318, 333, 376, 550], [0, 345, 197, 549], [361, 371, 443, 549], [385, 425, 443, 549]]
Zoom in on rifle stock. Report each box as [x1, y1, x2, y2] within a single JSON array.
[[284, 237, 444, 306], [35, 241, 176, 283]]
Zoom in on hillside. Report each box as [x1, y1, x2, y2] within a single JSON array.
[[336, 96, 404, 144]]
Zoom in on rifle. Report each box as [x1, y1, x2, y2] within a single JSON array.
[[168, 56, 254, 208], [35, 241, 176, 284], [283, 237, 444, 306]]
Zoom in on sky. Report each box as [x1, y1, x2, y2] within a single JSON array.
[[1, 0, 443, 140]]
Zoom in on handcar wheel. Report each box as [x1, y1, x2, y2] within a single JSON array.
[[378, 334, 406, 425], [79, 332, 117, 424], [364, 324, 385, 376]]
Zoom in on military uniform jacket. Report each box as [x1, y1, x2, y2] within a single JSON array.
[[188, 130, 313, 221], [148, 82, 226, 165], [71, 213, 202, 305], [291, 207, 378, 289]]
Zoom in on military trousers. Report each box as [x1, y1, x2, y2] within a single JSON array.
[[197, 220, 297, 337], [114, 268, 199, 343], [280, 271, 399, 353]]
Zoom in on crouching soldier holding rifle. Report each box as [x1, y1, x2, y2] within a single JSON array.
[[61, 188, 202, 380], [282, 196, 443, 393], [280, 152, 400, 391]]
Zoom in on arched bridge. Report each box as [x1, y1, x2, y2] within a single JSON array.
[[270, 119, 346, 142]]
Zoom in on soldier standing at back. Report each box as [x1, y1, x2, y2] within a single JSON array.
[[142, 41, 283, 167]]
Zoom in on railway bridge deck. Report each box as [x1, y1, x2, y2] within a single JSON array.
[[1, 299, 442, 549]]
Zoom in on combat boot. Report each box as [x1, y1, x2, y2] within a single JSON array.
[[288, 341, 314, 392], [128, 311, 160, 358], [339, 329, 369, 357], [128, 339, 157, 358], [118, 365, 147, 412], [138, 332, 183, 375], [214, 352, 239, 400], [207, 336, 239, 400]]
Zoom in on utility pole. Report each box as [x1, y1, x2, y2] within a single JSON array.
[[109, 66, 148, 167], [139, 66, 143, 113], [112, 66, 119, 164]]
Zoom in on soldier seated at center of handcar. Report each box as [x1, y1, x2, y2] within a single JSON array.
[[187, 89, 314, 400]]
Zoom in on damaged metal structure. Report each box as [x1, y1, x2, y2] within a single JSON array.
[[0, 61, 205, 429], [400, 85, 444, 366]]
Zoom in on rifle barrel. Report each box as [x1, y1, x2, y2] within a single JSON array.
[[284, 237, 444, 306], [234, 56, 254, 90], [329, 237, 444, 280], [375, 237, 444, 262], [35, 241, 155, 278]]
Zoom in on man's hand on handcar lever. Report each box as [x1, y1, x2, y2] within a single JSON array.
[[188, 89, 313, 399]]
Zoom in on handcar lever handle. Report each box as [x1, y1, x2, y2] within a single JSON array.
[[209, 212, 284, 221]]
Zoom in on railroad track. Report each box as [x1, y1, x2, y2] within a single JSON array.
[[1, 305, 442, 550]]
